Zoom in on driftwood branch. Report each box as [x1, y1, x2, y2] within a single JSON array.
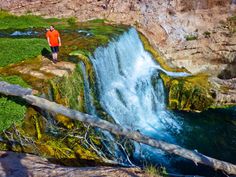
[[0, 81, 236, 175]]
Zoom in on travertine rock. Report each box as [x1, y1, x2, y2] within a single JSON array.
[[0, 0, 235, 104]]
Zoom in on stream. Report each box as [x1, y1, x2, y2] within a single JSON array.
[[88, 28, 236, 176]]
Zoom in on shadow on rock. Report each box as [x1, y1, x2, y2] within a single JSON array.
[[218, 55, 236, 79], [41, 48, 51, 60], [0, 151, 29, 177]]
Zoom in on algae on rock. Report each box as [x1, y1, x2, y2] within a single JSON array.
[[161, 73, 214, 112], [0, 12, 134, 166], [49, 64, 85, 128]]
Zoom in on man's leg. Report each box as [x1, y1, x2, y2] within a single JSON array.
[[51, 46, 59, 63], [54, 52, 58, 61], [52, 52, 57, 62]]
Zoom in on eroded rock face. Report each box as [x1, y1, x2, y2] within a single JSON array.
[[174, 0, 230, 12], [0, 0, 234, 73], [0, 0, 236, 105]]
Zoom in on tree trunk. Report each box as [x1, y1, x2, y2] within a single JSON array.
[[0, 81, 236, 175]]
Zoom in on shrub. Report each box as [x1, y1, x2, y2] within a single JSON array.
[[0, 75, 30, 88], [144, 165, 168, 177], [185, 34, 198, 41], [67, 17, 77, 26], [203, 31, 211, 38]]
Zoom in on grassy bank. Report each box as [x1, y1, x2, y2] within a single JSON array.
[[0, 10, 130, 166], [0, 38, 48, 67], [0, 10, 67, 29], [0, 75, 30, 132]]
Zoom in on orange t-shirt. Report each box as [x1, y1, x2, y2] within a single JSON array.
[[46, 30, 60, 47]]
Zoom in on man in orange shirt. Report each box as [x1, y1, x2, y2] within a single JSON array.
[[46, 25, 61, 63]]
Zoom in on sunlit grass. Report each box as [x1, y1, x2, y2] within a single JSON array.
[[0, 75, 30, 88], [0, 38, 48, 67]]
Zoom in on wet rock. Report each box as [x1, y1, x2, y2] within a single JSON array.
[[40, 61, 76, 77]]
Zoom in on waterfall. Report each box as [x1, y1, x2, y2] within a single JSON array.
[[84, 28, 236, 174], [80, 62, 97, 115], [90, 28, 186, 140]]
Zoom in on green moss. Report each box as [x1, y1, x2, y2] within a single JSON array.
[[0, 97, 27, 132], [0, 106, 105, 166], [49, 65, 85, 128], [0, 56, 50, 92], [161, 73, 214, 112], [0, 75, 30, 88], [0, 38, 48, 67], [34, 115, 42, 140], [69, 50, 95, 84], [58, 22, 127, 62], [51, 65, 85, 111]]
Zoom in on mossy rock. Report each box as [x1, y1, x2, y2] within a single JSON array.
[[0, 11, 134, 166], [138, 32, 188, 73], [161, 73, 214, 112]]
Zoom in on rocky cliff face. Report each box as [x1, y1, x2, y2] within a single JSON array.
[[1, 0, 236, 105]]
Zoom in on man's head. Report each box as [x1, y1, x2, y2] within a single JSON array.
[[49, 25, 55, 31]]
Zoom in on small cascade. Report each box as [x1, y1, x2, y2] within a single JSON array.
[[90, 28, 185, 140], [80, 61, 133, 166], [80, 62, 97, 115]]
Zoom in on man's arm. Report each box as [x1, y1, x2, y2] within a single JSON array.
[[58, 36, 61, 47], [47, 37, 51, 46]]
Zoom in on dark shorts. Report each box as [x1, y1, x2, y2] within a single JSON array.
[[50, 46, 59, 53]]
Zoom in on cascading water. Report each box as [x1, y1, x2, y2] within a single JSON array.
[[88, 28, 236, 175], [90, 28, 185, 140], [80, 61, 133, 165], [89, 28, 188, 167]]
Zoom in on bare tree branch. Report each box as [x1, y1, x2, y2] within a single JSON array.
[[0, 81, 236, 175]]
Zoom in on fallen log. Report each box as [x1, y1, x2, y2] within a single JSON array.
[[0, 81, 236, 175]]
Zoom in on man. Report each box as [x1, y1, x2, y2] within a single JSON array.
[[46, 25, 61, 63]]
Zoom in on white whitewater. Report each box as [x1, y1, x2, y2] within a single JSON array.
[[89, 28, 189, 164], [90, 28, 187, 136]]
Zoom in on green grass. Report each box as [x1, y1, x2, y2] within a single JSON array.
[[0, 75, 30, 88], [0, 97, 27, 132], [0, 38, 48, 67], [87, 19, 108, 24], [0, 75, 29, 132], [0, 10, 73, 30], [0, 10, 50, 29]]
